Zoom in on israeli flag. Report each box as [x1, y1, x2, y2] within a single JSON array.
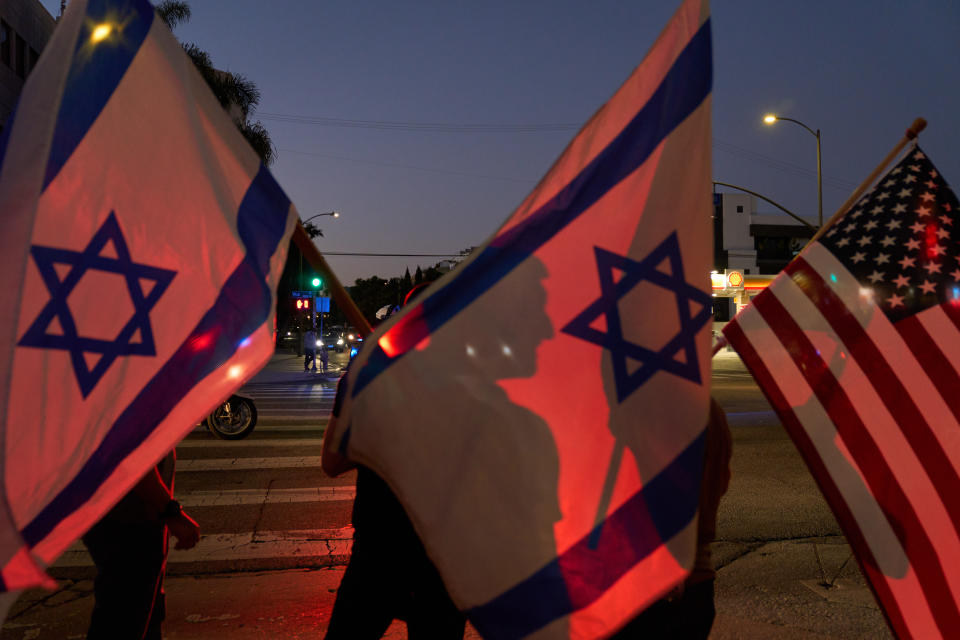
[[0, 0, 297, 588], [326, 0, 713, 636]]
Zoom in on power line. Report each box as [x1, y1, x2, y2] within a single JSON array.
[[281, 148, 533, 183], [285, 142, 858, 194], [267, 109, 858, 190], [260, 112, 580, 133], [712, 139, 857, 191]]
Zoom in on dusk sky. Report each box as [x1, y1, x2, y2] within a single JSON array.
[[42, 0, 960, 286]]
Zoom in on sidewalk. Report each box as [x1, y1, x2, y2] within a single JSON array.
[[2, 546, 888, 640]]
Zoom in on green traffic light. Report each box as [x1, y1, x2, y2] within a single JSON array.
[[311, 277, 321, 287]]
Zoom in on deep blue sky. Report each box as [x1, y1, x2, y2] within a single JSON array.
[[42, 1, 960, 285]]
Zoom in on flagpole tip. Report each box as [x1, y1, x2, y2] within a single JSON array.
[[906, 118, 927, 140]]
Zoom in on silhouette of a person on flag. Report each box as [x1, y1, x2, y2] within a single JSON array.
[[325, 256, 566, 637]]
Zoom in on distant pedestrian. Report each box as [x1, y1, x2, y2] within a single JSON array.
[[319, 345, 329, 374], [83, 451, 200, 640], [610, 397, 732, 639], [304, 328, 317, 372]]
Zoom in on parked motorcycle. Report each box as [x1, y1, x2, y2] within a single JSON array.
[[205, 394, 258, 440]]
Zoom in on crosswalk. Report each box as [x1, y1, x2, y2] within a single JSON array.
[[52, 372, 358, 575], [227, 378, 338, 427]]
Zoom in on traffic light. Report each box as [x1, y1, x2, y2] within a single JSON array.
[[311, 276, 322, 288], [295, 297, 310, 310]]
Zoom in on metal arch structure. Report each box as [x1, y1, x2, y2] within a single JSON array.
[[712, 181, 817, 231]]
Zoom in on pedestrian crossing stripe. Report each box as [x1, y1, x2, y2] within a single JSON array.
[[180, 486, 355, 507], [52, 528, 356, 568], [177, 456, 324, 471], [176, 438, 322, 449]]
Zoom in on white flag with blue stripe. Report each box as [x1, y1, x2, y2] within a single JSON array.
[[325, 0, 712, 636], [0, 0, 297, 588]]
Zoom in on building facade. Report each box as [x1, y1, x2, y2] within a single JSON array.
[[0, 0, 56, 134], [711, 191, 818, 320]]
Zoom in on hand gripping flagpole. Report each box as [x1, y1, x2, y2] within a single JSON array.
[[292, 223, 373, 338], [807, 118, 927, 245]]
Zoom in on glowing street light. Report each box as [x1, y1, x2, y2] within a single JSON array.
[[763, 113, 823, 227], [301, 211, 340, 225], [90, 24, 113, 43]]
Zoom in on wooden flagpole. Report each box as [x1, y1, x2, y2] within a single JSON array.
[[291, 223, 374, 338], [807, 117, 927, 245]]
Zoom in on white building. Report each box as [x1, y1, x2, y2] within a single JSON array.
[[711, 191, 818, 320]]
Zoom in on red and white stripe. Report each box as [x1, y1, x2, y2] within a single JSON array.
[[724, 240, 960, 640]]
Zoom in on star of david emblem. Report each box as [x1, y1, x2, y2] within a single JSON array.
[[562, 232, 712, 402], [18, 212, 176, 398]]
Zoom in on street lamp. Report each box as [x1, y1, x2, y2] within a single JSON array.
[[763, 114, 822, 228], [301, 211, 340, 226]]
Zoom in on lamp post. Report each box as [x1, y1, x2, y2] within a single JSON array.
[[301, 211, 340, 226], [763, 114, 822, 228]]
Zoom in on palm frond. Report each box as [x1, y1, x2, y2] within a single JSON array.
[[239, 120, 275, 166], [155, 1, 191, 30]]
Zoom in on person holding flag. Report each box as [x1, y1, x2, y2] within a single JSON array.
[[723, 124, 960, 639], [322, 0, 714, 635], [324, 281, 468, 640], [82, 452, 199, 639], [0, 0, 298, 602], [610, 397, 731, 639]]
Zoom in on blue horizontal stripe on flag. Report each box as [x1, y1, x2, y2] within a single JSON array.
[[353, 19, 712, 397], [467, 429, 706, 638], [22, 165, 290, 547], [43, 0, 154, 191]]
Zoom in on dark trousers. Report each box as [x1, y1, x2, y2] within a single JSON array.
[[82, 520, 167, 640], [304, 350, 317, 371], [325, 469, 465, 640], [610, 579, 716, 640], [325, 539, 465, 639]]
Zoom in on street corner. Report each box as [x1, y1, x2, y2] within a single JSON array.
[[712, 537, 891, 640], [162, 569, 342, 639], [159, 569, 483, 640], [0, 579, 94, 640]]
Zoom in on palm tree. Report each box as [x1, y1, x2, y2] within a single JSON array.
[[155, 1, 274, 165]]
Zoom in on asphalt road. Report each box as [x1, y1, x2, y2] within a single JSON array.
[[0, 349, 892, 639]]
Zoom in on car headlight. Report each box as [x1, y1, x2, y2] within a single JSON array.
[[347, 334, 355, 340], [316, 340, 323, 347], [337, 338, 344, 345]]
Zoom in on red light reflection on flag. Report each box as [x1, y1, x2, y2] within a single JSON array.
[[378, 304, 429, 358]]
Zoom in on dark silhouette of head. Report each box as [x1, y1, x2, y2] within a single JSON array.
[[416, 256, 553, 380]]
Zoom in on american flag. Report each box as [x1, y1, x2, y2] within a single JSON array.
[[723, 146, 960, 639]]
